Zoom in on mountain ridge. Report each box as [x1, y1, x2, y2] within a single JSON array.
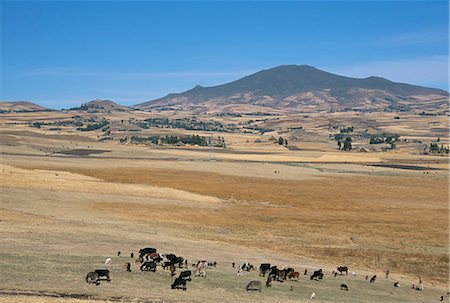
[[134, 65, 448, 112]]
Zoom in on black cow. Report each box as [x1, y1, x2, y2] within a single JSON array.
[[94, 269, 111, 282], [337, 266, 348, 275], [173, 256, 185, 268], [179, 270, 192, 281], [162, 261, 173, 270], [165, 254, 177, 262], [370, 275, 377, 283], [341, 283, 349, 291], [208, 261, 217, 267], [310, 269, 323, 281], [259, 263, 271, 277], [139, 247, 156, 258], [171, 277, 187, 291], [164, 254, 184, 267], [140, 261, 157, 272]]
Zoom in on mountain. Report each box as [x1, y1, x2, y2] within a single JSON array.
[[134, 65, 449, 113], [0, 101, 50, 112]]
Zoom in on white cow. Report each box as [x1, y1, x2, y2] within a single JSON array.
[[195, 260, 208, 278]]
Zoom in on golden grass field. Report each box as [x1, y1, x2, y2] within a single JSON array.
[[0, 109, 448, 302]]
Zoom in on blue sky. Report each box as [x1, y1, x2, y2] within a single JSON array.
[[1, 0, 448, 109]]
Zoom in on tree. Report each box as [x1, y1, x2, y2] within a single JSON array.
[[278, 137, 284, 145], [342, 137, 352, 151]]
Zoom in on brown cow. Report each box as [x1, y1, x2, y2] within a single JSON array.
[[124, 262, 131, 272], [169, 264, 176, 276], [288, 271, 300, 281]]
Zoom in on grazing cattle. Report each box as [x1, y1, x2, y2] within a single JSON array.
[[288, 271, 300, 281], [171, 277, 187, 291], [85, 272, 100, 285], [135, 258, 143, 268], [266, 276, 272, 287], [139, 247, 157, 259], [304, 269, 308, 275], [130, 252, 134, 258], [340, 283, 349, 291], [245, 280, 262, 292], [195, 261, 208, 277], [259, 263, 271, 277], [94, 269, 111, 282], [208, 261, 217, 267], [440, 295, 444, 301], [169, 264, 176, 276], [394, 281, 400, 287], [140, 261, 157, 272], [337, 266, 348, 275], [164, 254, 177, 262], [309, 292, 316, 300], [173, 256, 185, 268], [104, 258, 112, 265], [241, 262, 253, 272], [179, 270, 192, 281], [148, 252, 160, 259], [124, 262, 131, 272], [310, 269, 323, 281], [370, 275, 377, 283], [117, 251, 121, 256], [164, 254, 184, 267], [162, 261, 175, 270]]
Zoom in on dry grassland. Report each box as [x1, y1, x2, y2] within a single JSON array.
[[0, 111, 449, 303]]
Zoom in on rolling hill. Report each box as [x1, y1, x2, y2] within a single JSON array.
[[0, 101, 50, 112], [134, 65, 449, 113]]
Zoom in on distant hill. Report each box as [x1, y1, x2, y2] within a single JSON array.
[[134, 65, 449, 113], [0, 101, 50, 112], [71, 99, 131, 112]]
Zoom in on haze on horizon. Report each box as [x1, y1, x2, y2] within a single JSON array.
[[1, 0, 449, 109]]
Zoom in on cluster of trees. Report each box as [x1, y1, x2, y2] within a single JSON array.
[[76, 119, 109, 131], [369, 133, 399, 145], [337, 137, 352, 151], [340, 126, 354, 133], [278, 136, 288, 146], [428, 142, 449, 154], [129, 135, 226, 147], [142, 117, 233, 132]]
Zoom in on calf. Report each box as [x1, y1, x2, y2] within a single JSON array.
[[337, 266, 348, 275], [169, 264, 176, 277], [171, 277, 187, 291], [124, 262, 131, 272], [340, 283, 349, 291], [246, 280, 262, 292], [140, 261, 157, 272]]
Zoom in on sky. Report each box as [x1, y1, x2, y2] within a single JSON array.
[[1, 0, 448, 109]]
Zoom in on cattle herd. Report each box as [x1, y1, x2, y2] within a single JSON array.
[[85, 247, 210, 291], [84, 246, 446, 301]]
